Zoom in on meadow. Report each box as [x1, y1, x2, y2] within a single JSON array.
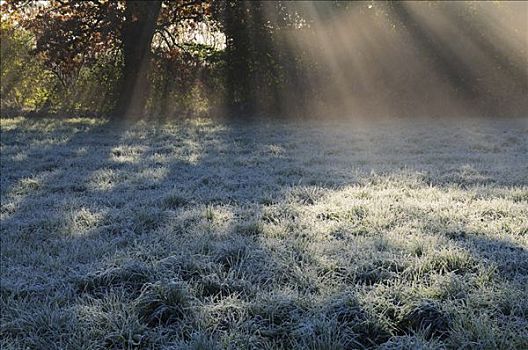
[[1, 116, 527, 349]]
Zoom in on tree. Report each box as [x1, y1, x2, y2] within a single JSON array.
[[116, 1, 161, 118], [4, 0, 211, 118], [214, 1, 286, 116]]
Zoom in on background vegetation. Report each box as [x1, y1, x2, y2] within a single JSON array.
[[1, 1, 527, 119]]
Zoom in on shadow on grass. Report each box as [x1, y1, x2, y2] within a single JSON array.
[[1, 116, 527, 348]]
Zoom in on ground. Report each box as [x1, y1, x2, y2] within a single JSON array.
[[0, 116, 527, 349]]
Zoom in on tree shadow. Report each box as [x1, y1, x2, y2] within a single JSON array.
[[1, 116, 527, 348], [1, 117, 135, 293]]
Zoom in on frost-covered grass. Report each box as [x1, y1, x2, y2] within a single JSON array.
[[1, 116, 527, 349]]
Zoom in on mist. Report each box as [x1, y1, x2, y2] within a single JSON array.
[[256, 1, 528, 119]]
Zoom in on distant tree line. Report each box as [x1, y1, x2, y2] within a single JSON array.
[[1, 1, 526, 118]]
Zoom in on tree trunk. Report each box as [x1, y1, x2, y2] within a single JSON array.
[[223, 1, 253, 116], [114, 1, 161, 119]]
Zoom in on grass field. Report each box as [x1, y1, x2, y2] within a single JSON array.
[[1, 116, 527, 349]]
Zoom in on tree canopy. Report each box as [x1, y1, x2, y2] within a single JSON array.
[[1, 1, 526, 118]]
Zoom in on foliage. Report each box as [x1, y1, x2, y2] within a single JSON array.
[[1, 1, 526, 117], [0, 21, 55, 110], [1, 20, 122, 114], [1, 0, 216, 116]]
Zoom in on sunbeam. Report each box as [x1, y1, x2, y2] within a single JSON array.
[[253, 1, 528, 119], [2, 2, 528, 348]]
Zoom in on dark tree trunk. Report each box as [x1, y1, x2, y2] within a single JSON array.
[[223, 1, 253, 116], [158, 60, 174, 119], [114, 1, 161, 119]]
